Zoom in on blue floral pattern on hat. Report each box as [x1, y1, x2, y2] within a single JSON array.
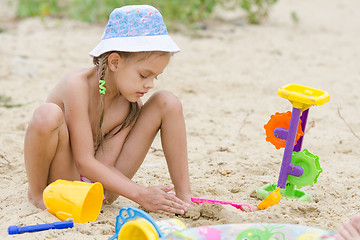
[[102, 6, 168, 40]]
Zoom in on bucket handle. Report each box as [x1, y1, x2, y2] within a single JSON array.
[[113, 206, 163, 239]]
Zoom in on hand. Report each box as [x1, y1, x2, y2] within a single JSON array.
[[136, 185, 190, 215]]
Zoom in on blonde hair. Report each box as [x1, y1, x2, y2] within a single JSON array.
[[92, 51, 150, 152]]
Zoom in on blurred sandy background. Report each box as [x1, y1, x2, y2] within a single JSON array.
[[0, 0, 359, 239]]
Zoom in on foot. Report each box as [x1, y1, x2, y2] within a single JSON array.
[[103, 189, 119, 204], [28, 191, 46, 210], [336, 214, 360, 240]]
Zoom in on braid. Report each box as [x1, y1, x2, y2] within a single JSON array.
[[93, 51, 141, 153], [93, 52, 109, 152]]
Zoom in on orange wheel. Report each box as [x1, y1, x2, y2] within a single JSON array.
[[264, 111, 303, 150]]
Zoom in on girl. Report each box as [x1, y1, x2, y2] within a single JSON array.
[[24, 5, 192, 216]]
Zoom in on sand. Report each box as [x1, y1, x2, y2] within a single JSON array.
[[0, 0, 359, 239]]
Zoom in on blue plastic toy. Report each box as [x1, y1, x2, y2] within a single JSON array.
[[108, 206, 163, 240], [8, 220, 73, 235]]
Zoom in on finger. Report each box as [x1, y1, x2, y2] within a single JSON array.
[[162, 198, 190, 214], [159, 185, 174, 192], [159, 204, 185, 215], [351, 214, 360, 234], [343, 222, 358, 238], [156, 209, 175, 216], [168, 199, 188, 211], [335, 234, 345, 240], [152, 205, 176, 216], [164, 193, 190, 208], [337, 225, 351, 240]]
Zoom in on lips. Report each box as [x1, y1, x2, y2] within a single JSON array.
[[137, 92, 146, 97]]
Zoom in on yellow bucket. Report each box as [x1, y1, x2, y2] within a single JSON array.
[[119, 218, 158, 240], [43, 179, 103, 223], [118, 218, 186, 240]]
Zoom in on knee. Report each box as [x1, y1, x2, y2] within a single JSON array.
[[151, 90, 183, 114], [28, 103, 64, 134]]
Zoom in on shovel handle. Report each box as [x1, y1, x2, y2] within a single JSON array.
[[8, 220, 73, 235]]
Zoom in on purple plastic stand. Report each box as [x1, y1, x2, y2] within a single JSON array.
[[277, 107, 304, 189], [293, 109, 309, 152]]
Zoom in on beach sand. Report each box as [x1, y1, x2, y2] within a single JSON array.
[[0, 0, 359, 239]]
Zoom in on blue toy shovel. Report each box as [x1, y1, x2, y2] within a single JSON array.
[[8, 220, 73, 235]]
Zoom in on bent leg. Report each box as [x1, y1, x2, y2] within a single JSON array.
[[107, 91, 191, 202], [336, 213, 360, 240], [24, 103, 78, 209]]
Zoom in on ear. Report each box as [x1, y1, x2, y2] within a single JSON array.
[[107, 52, 122, 72]]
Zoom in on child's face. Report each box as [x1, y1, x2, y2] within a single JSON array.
[[113, 52, 171, 102]]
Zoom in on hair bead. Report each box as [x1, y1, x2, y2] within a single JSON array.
[[99, 79, 106, 95]]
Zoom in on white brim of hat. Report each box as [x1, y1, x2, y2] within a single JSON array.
[[89, 35, 180, 57]]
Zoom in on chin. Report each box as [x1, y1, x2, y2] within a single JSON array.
[[127, 96, 139, 103]]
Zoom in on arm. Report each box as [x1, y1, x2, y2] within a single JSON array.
[[63, 77, 144, 202], [63, 77, 188, 215]]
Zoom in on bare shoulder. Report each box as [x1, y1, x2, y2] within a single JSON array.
[[65, 69, 91, 96], [47, 68, 95, 110]]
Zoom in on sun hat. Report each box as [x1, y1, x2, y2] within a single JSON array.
[[89, 5, 180, 57]]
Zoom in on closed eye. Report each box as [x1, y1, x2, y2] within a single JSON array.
[[140, 74, 148, 79]]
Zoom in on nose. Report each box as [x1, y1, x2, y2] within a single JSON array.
[[144, 78, 154, 89]]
